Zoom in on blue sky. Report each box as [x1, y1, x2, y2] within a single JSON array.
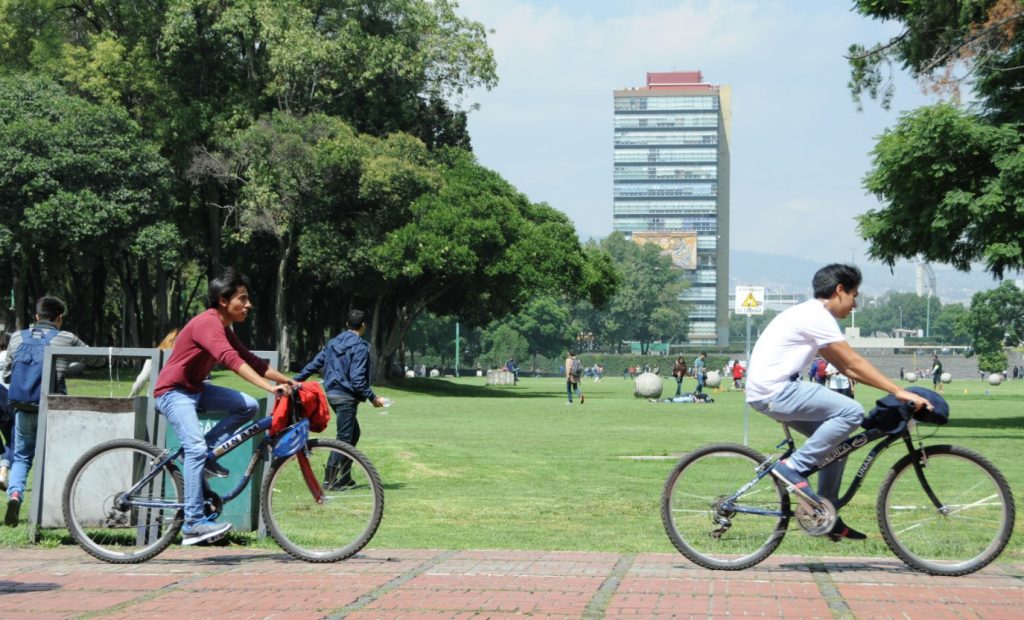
[[454, 0, 1012, 295]]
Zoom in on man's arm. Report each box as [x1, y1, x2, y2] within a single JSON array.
[[820, 341, 928, 409], [293, 347, 327, 382]]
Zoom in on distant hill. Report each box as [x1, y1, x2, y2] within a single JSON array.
[[729, 251, 1009, 304]]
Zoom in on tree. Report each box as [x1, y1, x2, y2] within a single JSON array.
[[501, 296, 573, 371], [0, 0, 499, 348], [962, 282, 1024, 371], [931, 303, 971, 345], [0, 74, 173, 342], [479, 324, 528, 371], [858, 104, 1024, 277], [193, 111, 440, 366], [591, 233, 688, 354], [848, 0, 1024, 114], [325, 149, 619, 380], [729, 310, 778, 344], [849, 2, 1024, 277]]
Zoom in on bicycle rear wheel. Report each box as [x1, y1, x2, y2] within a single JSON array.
[[63, 439, 184, 563], [262, 438, 383, 562], [878, 444, 1014, 576], [662, 443, 790, 570]]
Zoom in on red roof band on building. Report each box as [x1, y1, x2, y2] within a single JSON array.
[[646, 71, 716, 91]]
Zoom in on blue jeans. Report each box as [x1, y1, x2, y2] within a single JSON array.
[[325, 395, 360, 484], [7, 409, 39, 497], [748, 380, 864, 504], [566, 380, 581, 402], [156, 384, 258, 524]]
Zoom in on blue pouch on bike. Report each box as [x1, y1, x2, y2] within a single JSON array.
[[272, 418, 309, 458], [863, 386, 949, 434]]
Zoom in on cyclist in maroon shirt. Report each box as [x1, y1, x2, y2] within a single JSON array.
[[155, 269, 294, 545]]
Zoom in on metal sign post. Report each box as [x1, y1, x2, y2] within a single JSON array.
[[735, 286, 765, 446]]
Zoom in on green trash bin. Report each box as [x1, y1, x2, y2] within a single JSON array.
[[162, 396, 269, 531]]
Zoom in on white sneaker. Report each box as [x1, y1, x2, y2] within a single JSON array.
[[182, 518, 232, 545]]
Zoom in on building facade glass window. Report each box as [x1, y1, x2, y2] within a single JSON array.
[[613, 72, 731, 345]]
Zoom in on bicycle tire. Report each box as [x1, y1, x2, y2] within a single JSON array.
[[878, 444, 1015, 576], [662, 443, 790, 570], [63, 439, 184, 564], [262, 438, 383, 562]]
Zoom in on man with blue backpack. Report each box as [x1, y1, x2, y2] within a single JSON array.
[[1, 296, 92, 526]]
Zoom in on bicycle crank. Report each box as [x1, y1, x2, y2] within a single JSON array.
[[794, 497, 836, 536]]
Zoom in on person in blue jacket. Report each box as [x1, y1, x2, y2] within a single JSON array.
[[294, 309, 384, 490]]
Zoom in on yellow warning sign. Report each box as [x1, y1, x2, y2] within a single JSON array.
[[735, 286, 765, 315]]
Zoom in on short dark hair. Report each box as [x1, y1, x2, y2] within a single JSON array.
[[207, 268, 251, 309], [569, 350, 577, 357], [346, 309, 367, 329], [36, 296, 66, 321], [812, 264, 862, 299]]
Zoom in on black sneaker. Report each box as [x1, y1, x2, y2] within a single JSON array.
[[828, 516, 867, 541], [4, 491, 21, 527], [182, 517, 232, 545], [324, 479, 357, 492], [203, 459, 230, 478], [770, 460, 824, 506]]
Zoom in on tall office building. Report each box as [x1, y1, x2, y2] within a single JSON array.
[[613, 71, 731, 345]]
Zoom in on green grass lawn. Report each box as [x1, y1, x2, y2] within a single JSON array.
[[3, 369, 1021, 563]]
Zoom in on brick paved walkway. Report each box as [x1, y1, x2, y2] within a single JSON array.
[[0, 547, 1021, 619]]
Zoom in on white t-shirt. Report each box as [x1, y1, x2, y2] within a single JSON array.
[[745, 299, 845, 402], [826, 363, 851, 390]]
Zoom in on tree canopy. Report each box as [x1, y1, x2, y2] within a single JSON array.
[[850, 1, 1024, 277]]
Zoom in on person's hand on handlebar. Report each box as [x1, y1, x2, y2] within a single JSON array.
[[894, 388, 932, 411], [270, 381, 297, 398]]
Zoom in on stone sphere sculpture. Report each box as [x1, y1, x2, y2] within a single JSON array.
[[634, 372, 663, 399], [429, 368, 440, 378], [904, 372, 917, 383], [405, 369, 415, 379], [987, 373, 1003, 386], [940, 372, 952, 384], [705, 370, 722, 389]]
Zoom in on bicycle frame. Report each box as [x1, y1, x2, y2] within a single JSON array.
[[122, 416, 278, 511], [721, 422, 925, 518]]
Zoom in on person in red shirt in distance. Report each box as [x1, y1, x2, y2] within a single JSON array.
[[154, 269, 295, 545]]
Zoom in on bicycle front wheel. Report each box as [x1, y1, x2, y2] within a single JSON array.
[[879, 444, 1015, 576], [63, 439, 184, 563], [662, 443, 790, 570], [262, 439, 383, 562]]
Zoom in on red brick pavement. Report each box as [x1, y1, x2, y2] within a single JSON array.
[[0, 547, 1020, 619]]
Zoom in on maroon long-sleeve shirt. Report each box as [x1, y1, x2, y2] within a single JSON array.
[[154, 308, 269, 397]]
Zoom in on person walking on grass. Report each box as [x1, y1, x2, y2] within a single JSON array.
[[154, 269, 296, 545], [293, 309, 384, 490], [565, 350, 583, 405], [2, 297, 94, 527]]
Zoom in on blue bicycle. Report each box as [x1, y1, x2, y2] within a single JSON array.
[[661, 402, 1014, 576], [62, 391, 383, 563]]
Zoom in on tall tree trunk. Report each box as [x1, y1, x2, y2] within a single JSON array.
[[274, 237, 292, 370], [137, 258, 156, 346], [156, 267, 169, 336], [91, 262, 107, 345], [13, 254, 27, 329], [204, 180, 222, 276]]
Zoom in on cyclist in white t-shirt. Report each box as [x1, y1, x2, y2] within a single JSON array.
[[745, 264, 928, 541]]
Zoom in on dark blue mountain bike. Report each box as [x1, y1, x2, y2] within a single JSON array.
[[661, 403, 1014, 576], [62, 390, 383, 563]]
